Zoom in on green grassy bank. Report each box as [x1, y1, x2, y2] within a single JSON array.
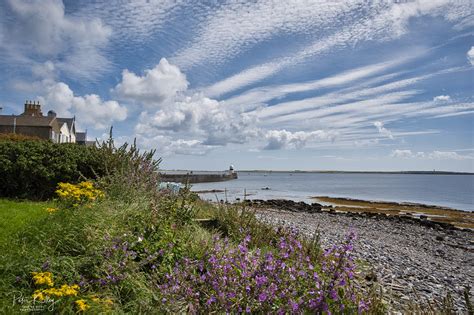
[[0, 138, 387, 314]]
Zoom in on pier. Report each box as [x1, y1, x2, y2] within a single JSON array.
[[159, 166, 237, 183]]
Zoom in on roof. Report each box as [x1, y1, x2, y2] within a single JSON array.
[[0, 115, 56, 127], [76, 132, 87, 142], [57, 118, 74, 130]]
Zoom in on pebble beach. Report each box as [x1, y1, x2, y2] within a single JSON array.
[[251, 200, 474, 313]]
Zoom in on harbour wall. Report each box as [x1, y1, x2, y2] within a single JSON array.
[[159, 171, 238, 184]]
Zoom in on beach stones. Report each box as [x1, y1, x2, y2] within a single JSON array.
[[253, 206, 474, 312]]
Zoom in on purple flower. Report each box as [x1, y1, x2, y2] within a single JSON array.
[[358, 300, 369, 314], [206, 296, 216, 305], [329, 289, 338, 300], [258, 292, 267, 302], [255, 275, 267, 286], [290, 300, 299, 312], [238, 243, 248, 254]]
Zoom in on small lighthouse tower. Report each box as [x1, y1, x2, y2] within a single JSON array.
[[228, 165, 237, 179]]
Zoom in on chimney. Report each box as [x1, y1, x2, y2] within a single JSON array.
[[23, 100, 43, 117], [47, 110, 57, 117]]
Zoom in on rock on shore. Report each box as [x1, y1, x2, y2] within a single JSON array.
[[249, 199, 474, 312]]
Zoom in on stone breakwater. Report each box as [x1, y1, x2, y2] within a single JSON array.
[[246, 199, 474, 313]]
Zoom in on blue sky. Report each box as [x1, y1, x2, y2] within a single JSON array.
[[0, 0, 473, 171]]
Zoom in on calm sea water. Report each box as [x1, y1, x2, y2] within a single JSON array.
[[191, 172, 474, 212]]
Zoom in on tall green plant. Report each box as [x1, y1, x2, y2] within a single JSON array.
[[94, 129, 162, 201]]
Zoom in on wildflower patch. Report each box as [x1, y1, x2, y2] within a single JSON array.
[[159, 231, 369, 313]]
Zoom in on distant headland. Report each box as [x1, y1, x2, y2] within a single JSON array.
[[239, 170, 474, 175]]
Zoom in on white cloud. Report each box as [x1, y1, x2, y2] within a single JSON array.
[[31, 61, 57, 80], [113, 59, 261, 152], [467, 46, 474, 66], [137, 135, 212, 156], [0, 0, 112, 80], [171, 1, 362, 69], [113, 59, 343, 154], [391, 149, 473, 160], [75, 0, 184, 43], [40, 82, 127, 130], [428, 151, 468, 160], [391, 149, 419, 159], [113, 58, 188, 107], [261, 90, 420, 126], [204, 61, 288, 98], [243, 65, 471, 138], [433, 95, 451, 102], [374, 121, 394, 139], [264, 129, 337, 150], [135, 93, 260, 146], [198, 0, 471, 96], [219, 58, 409, 104]]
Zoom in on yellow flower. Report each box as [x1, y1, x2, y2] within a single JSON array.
[[42, 287, 63, 297], [103, 299, 113, 306], [31, 272, 54, 287], [56, 181, 104, 206], [32, 290, 45, 301], [75, 299, 89, 312], [45, 207, 57, 213], [91, 296, 100, 302], [59, 284, 80, 296]]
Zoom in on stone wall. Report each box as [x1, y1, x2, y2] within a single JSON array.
[[159, 172, 237, 184]]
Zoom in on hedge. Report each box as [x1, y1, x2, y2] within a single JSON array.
[[0, 140, 106, 200]]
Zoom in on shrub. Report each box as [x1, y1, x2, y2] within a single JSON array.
[[94, 136, 161, 202], [0, 140, 106, 200], [0, 133, 44, 142]]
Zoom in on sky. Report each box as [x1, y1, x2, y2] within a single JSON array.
[[0, 0, 473, 172]]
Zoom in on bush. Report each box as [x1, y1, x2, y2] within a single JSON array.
[[0, 133, 44, 142], [0, 140, 106, 200]]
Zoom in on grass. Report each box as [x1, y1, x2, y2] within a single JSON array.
[[0, 199, 53, 313], [0, 199, 52, 247]]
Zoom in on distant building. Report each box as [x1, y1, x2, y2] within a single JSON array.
[[76, 131, 87, 145], [0, 101, 87, 144]]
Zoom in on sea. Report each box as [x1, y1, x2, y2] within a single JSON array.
[[191, 172, 474, 212]]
